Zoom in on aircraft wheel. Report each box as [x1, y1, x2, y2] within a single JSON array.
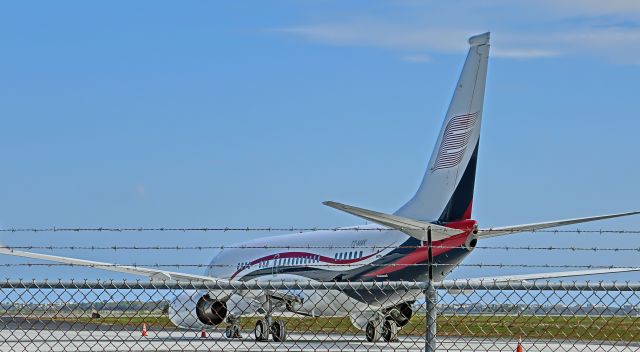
[[365, 320, 382, 342], [382, 319, 399, 342], [271, 319, 287, 342], [254, 319, 269, 341], [225, 324, 241, 339]]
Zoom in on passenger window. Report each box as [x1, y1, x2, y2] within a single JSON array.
[[359, 251, 363, 258]]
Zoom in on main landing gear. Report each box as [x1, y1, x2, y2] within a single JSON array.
[[365, 316, 399, 342], [254, 318, 287, 342], [253, 294, 289, 342], [223, 314, 287, 341]]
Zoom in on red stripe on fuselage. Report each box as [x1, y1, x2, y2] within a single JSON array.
[[364, 220, 476, 277], [230, 250, 380, 280]]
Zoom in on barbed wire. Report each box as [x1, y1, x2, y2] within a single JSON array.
[[0, 263, 637, 269], [1, 227, 640, 234], [2, 245, 639, 252]]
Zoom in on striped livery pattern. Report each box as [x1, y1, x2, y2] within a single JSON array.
[[432, 112, 478, 171]]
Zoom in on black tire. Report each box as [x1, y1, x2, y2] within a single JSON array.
[[225, 324, 241, 339], [224, 325, 234, 339], [233, 324, 242, 338], [365, 320, 381, 342], [271, 320, 287, 342], [254, 319, 268, 341], [382, 319, 399, 342]]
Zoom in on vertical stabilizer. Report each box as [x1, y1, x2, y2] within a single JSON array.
[[395, 32, 490, 222]]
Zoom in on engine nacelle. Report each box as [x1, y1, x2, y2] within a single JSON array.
[[169, 290, 228, 329], [196, 295, 227, 326]]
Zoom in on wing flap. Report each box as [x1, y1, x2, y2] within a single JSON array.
[[0, 246, 225, 283]]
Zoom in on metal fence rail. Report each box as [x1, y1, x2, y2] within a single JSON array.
[[0, 280, 638, 351]]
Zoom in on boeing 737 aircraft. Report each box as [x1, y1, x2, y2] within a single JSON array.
[[2, 32, 639, 342]]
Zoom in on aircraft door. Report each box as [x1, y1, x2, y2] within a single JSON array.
[[272, 254, 280, 276]]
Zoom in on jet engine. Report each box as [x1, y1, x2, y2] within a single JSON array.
[[168, 290, 258, 329], [169, 290, 228, 329]]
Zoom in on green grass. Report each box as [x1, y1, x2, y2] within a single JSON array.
[[53, 314, 640, 342]]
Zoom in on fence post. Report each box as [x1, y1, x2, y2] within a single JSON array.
[[425, 226, 437, 352], [425, 281, 437, 352]]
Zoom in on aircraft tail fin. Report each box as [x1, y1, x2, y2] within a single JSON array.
[[395, 32, 490, 222]]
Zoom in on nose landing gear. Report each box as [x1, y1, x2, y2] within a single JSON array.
[[224, 316, 242, 339]]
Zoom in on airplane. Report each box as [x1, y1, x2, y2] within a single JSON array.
[[1, 32, 639, 343]]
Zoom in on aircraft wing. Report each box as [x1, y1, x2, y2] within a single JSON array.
[[477, 211, 640, 239], [323, 201, 463, 241], [444, 267, 640, 285], [0, 245, 226, 283]]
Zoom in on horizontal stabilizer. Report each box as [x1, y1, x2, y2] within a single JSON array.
[[477, 211, 640, 238], [445, 267, 640, 284], [323, 201, 463, 241]]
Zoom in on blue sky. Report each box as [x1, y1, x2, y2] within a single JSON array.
[[0, 1, 639, 280]]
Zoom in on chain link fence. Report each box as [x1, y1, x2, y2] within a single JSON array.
[[0, 280, 638, 351]]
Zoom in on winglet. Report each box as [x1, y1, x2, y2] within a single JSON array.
[[323, 201, 463, 241], [468, 32, 490, 46]]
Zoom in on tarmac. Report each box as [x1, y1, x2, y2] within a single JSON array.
[[0, 317, 636, 351]]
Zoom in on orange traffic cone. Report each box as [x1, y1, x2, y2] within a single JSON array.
[[141, 323, 148, 337], [516, 336, 523, 352], [200, 328, 207, 338]]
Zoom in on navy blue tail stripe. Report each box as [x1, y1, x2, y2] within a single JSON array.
[[438, 141, 479, 223]]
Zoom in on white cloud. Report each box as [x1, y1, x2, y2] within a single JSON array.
[[276, 13, 640, 64], [492, 49, 561, 59], [539, 0, 640, 18], [402, 54, 432, 63], [270, 1, 640, 64], [274, 24, 471, 52]]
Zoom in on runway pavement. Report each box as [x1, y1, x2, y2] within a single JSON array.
[[0, 318, 636, 351]]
